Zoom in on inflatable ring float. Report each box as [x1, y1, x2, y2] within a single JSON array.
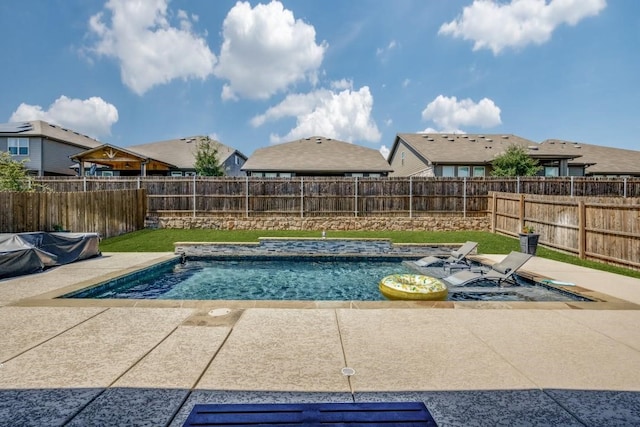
[[379, 274, 448, 301]]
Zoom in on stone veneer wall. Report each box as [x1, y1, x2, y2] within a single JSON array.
[[152, 216, 490, 232], [175, 238, 462, 258]]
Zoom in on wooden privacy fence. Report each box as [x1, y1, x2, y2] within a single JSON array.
[[0, 189, 146, 238], [490, 192, 640, 270], [26, 176, 640, 218]]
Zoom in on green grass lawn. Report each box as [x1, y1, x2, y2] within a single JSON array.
[[100, 228, 640, 279]]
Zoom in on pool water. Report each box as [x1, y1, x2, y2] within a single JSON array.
[[68, 258, 417, 301], [63, 257, 591, 302]]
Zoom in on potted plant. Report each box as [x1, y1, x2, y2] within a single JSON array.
[[519, 225, 539, 255]]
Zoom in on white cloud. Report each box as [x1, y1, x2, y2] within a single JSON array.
[[421, 95, 501, 132], [331, 79, 353, 91], [215, 1, 327, 100], [10, 96, 118, 139], [379, 145, 390, 159], [252, 86, 381, 144], [89, 0, 216, 95], [402, 78, 411, 88], [439, 0, 607, 54]]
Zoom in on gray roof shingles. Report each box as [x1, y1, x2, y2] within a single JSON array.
[[242, 136, 392, 173]]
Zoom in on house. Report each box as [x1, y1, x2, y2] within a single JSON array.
[[0, 121, 102, 176], [539, 139, 640, 177], [242, 136, 393, 177], [128, 136, 247, 177], [69, 136, 247, 177], [388, 133, 584, 177]]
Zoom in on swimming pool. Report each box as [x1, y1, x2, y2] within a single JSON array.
[[62, 256, 591, 302]]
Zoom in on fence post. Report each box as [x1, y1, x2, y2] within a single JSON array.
[[137, 177, 141, 190], [245, 176, 249, 218], [519, 193, 526, 231], [300, 176, 304, 218], [624, 177, 628, 198], [517, 176, 520, 194], [578, 201, 586, 259], [409, 176, 413, 218], [354, 177, 358, 217], [491, 192, 497, 233], [570, 176, 574, 197], [463, 177, 467, 218], [192, 175, 196, 218], [83, 176, 87, 192]]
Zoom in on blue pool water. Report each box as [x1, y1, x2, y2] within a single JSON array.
[[63, 256, 591, 302], [67, 257, 417, 301]]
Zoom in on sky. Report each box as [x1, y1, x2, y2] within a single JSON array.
[[1, 0, 638, 158]]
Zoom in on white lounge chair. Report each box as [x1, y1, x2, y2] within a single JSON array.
[[443, 251, 532, 286], [414, 241, 478, 269]]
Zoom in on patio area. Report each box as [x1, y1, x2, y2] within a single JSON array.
[[1, 252, 640, 426]]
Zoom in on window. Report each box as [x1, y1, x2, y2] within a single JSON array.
[[279, 172, 292, 178], [264, 172, 277, 178], [8, 138, 29, 156], [442, 166, 455, 177], [401, 151, 405, 166], [544, 166, 559, 177], [473, 166, 486, 177], [171, 171, 183, 177], [458, 166, 470, 177], [234, 155, 240, 165], [101, 171, 114, 177], [184, 171, 196, 176]]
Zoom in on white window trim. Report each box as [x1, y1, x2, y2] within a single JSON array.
[[8, 137, 29, 156], [442, 165, 455, 177], [473, 166, 486, 177]]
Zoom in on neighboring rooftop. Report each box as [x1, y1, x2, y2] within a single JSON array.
[[129, 136, 244, 169], [242, 136, 393, 174], [0, 120, 103, 149], [540, 139, 640, 176], [395, 133, 549, 164]]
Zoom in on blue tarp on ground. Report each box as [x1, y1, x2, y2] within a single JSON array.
[[0, 232, 101, 279]]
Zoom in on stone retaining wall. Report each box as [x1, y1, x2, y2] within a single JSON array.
[[152, 216, 489, 232]]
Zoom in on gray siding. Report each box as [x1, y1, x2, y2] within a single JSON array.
[[222, 153, 246, 177], [42, 138, 87, 176], [0, 136, 43, 174], [389, 140, 431, 177]]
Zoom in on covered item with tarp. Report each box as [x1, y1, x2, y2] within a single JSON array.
[[0, 232, 101, 279]]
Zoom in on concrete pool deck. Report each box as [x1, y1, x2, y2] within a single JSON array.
[[1, 252, 640, 426]]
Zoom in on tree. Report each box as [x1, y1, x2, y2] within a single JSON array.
[[194, 136, 224, 176], [0, 151, 33, 191], [491, 144, 542, 177]]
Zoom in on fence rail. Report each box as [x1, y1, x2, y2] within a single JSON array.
[[490, 192, 640, 270], [0, 189, 146, 238], [24, 176, 640, 218]]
